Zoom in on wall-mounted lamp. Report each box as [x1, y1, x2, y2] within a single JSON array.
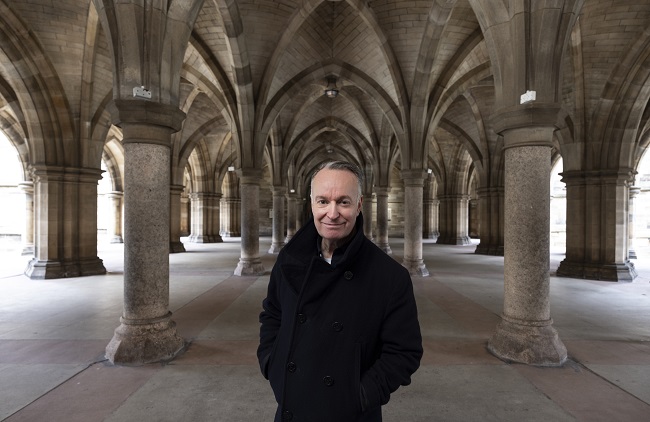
[[228, 165, 235, 172], [290, 189, 295, 193], [427, 168, 433, 174], [324, 77, 339, 98]]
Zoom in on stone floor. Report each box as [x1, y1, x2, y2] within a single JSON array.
[[0, 237, 649, 421]]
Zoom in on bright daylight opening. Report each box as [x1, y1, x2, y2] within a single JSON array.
[[0, 132, 24, 252]]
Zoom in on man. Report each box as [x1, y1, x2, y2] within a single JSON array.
[[258, 161, 422, 421]]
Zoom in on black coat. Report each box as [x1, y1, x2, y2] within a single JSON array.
[[258, 214, 423, 421]]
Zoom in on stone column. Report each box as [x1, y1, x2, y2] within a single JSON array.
[[628, 186, 640, 260], [18, 181, 34, 256], [169, 185, 185, 252], [557, 170, 637, 281], [362, 190, 374, 241], [26, 167, 106, 279], [269, 186, 285, 253], [475, 187, 504, 256], [210, 193, 223, 243], [106, 191, 124, 244], [234, 169, 265, 275], [105, 100, 185, 365], [285, 193, 297, 243], [374, 186, 392, 254], [423, 198, 439, 241], [180, 191, 190, 237], [221, 197, 241, 237], [487, 126, 566, 366], [437, 194, 472, 245], [401, 170, 429, 276]]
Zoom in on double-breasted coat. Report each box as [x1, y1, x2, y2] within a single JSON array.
[[258, 214, 423, 421]]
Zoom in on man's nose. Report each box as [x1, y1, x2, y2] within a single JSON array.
[[326, 202, 340, 219]]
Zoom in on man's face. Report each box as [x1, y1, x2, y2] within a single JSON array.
[[311, 168, 362, 243]]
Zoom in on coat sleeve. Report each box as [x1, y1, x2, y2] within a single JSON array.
[[257, 264, 282, 379], [359, 269, 423, 411]]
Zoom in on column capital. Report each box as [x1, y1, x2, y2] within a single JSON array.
[[561, 169, 636, 186], [492, 103, 561, 137], [374, 186, 391, 196], [401, 169, 427, 186], [109, 99, 186, 131], [237, 168, 263, 185]]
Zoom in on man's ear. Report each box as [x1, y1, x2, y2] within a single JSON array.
[[357, 195, 363, 215]]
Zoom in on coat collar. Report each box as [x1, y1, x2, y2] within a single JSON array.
[[284, 213, 365, 269]]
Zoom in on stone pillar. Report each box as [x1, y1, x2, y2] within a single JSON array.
[[18, 181, 34, 256], [628, 186, 640, 260], [106, 191, 124, 244], [26, 166, 106, 279], [374, 186, 392, 254], [169, 185, 185, 252], [180, 191, 190, 237], [468, 198, 479, 238], [105, 100, 185, 365], [234, 169, 265, 276], [437, 194, 472, 245], [557, 170, 636, 281], [285, 193, 297, 243], [401, 170, 429, 276], [423, 198, 439, 241], [189, 192, 223, 243], [487, 126, 566, 366], [221, 171, 241, 237], [362, 190, 374, 241], [475, 187, 504, 256], [269, 186, 285, 253]]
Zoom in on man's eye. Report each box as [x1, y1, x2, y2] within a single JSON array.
[[340, 200, 351, 206]]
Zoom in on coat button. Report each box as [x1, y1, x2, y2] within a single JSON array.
[[323, 376, 334, 386], [282, 410, 293, 420], [332, 321, 343, 332], [287, 362, 297, 372], [297, 313, 306, 324], [344, 271, 353, 280]]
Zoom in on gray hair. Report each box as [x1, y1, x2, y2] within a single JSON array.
[[310, 161, 364, 199]]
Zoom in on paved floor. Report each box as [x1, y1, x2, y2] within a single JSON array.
[[0, 237, 649, 421]]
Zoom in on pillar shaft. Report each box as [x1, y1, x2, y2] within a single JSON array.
[[423, 198, 439, 241], [475, 187, 504, 256], [269, 187, 285, 254], [106, 191, 124, 244], [189, 192, 223, 243], [629, 187, 640, 259], [362, 190, 374, 241], [401, 170, 429, 276], [169, 185, 185, 252], [26, 166, 106, 279], [374, 186, 392, 254], [285, 193, 298, 243], [437, 194, 471, 245], [488, 126, 566, 366], [234, 169, 265, 276], [557, 170, 636, 281]]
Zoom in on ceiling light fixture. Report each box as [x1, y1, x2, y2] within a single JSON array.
[[324, 77, 339, 98]]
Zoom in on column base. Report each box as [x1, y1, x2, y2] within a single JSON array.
[[110, 236, 124, 244], [475, 243, 504, 256], [25, 257, 106, 279], [437, 235, 472, 245], [188, 235, 223, 243], [268, 242, 285, 254], [488, 316, 567, 367], [628, 249, 637, 260], [234, 258, 266, 276], [21, 245, 34, 256], [169, 241, 186, 253], [556, 259, 637, 282], [402, 259, 429, 276], [376, 242, 392, 254], [284, 235, 294, 243], [106, 313, 185, 365]]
